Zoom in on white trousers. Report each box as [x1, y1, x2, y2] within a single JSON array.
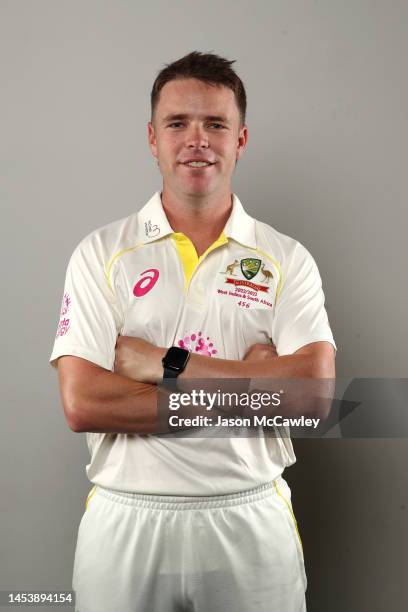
[[73, 476, 307, 612]]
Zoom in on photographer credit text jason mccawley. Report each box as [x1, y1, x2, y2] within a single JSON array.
[[166, 389, 321, 429]]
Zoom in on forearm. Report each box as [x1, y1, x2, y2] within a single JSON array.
[[62, 365, 158, 433], [59, 359, 223, 435], [179, 351, 328, 380]]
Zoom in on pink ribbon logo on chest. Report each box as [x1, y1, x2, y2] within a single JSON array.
[[178, 332, 217, 356]]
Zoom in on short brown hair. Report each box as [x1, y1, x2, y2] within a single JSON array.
[[151, 51, 247, 126]]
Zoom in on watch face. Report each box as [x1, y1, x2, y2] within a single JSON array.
[[163, 347, 190, 371]]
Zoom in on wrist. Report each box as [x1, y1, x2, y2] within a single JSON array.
[[155, 346, 167, 380], [161, 346, 191, 381]]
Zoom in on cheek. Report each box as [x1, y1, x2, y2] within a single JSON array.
[[219, 139, 239, 161], [222, 149, 238, 170], [156, 133, 175, 153], [157, 145, 176, 167], [171, 141, 183, 160]]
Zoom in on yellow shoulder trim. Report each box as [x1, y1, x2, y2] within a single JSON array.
[[105, 244, 144, 292]]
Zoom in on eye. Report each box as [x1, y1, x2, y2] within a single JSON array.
[[168, 122, 184, 128], [209, 123, 225, 129]]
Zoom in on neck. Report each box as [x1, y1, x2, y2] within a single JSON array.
[[161, 185, 233, 255]]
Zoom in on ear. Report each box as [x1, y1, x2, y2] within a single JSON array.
[[236, 124, 248, 161], [148, 121, 158, 158]]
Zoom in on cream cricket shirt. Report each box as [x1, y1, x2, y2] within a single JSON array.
[[50, 192, 336, 495]]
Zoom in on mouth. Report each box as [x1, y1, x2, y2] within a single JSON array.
[[180, 160, 216, 168]]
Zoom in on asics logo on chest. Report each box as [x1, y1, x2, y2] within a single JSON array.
[[133, 269, 160, 297]]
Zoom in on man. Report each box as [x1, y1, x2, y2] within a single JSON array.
[[50, 51, 336, 612]]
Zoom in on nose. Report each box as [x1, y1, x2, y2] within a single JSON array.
[[185, 123, 209, 148]]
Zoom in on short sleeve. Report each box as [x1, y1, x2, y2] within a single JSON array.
[[49, 236, 123, 370], [272, 243, 336, 356]]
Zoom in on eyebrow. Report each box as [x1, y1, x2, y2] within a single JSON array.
[[161, 113, 230, 124]]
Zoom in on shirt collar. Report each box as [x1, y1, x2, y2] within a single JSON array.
[[137, 192, 174, 244], [137, 191, 257, 249], [224, 194, 257, 249]]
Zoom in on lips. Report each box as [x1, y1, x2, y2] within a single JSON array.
[[179, 157, 215, 162], [180, 157, 215, 162], [180, 160, 216, 169]]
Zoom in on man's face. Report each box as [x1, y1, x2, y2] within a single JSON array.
[[148, 78, 248, 199]]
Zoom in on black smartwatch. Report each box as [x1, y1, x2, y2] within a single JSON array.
[[162, 346, 190, 380]]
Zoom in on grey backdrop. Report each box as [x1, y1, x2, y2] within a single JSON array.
[[1, 1, 407, 611]]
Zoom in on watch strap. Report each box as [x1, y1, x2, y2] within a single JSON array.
[[163, 366, 180, 379]]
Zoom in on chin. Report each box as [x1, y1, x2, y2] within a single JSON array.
[[178, 182, 212, 198], [186, 188, 213, 199]]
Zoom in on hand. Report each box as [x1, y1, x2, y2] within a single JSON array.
[[114, 336, 166, 384], [243, 341, 278, 362]]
